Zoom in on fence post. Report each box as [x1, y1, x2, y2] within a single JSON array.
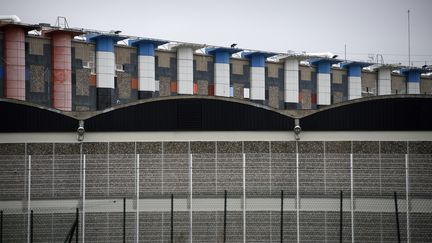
[[350, 153, 354, 243], [394, 192, 401, 243], [1, 210, 3, 243], [224, 190, 227, 243], [280, 190, 284, 243], [27, 155, 31, 243], [189, 154, 193, 243], [296, 152, 299, 243], [76, 208, 79, 243], [171, 194, 174, 243], [123, 197, 126, 243], [82, 155, 86, 243], [242, 153, 246, 243], [340, 190, 343, 243], [30, 210, 33, 243], [405, 154, 410, 243], [135, 154, 140, 243]]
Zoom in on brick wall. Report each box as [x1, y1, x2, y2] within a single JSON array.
[[72, 40, 96, 111]]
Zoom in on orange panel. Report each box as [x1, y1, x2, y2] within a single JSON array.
[[131, 78, 138, 89], [90, 74, 97, 86], [170, 81, 177, 93]]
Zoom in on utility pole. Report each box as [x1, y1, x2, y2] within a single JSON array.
[[344, 44, 347, 61], [408, 10, 411, 66]]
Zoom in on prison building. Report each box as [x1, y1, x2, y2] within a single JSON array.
[[1, 20, 432, 243]]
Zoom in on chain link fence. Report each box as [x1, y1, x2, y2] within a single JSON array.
[[0, 153, 431, 242]]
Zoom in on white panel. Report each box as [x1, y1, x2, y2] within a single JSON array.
[[378, 68, 391, 95], [348, 76, 362, 100], [285, 90, 298, 101], [214, 63, 230, 97], [407, 82, 420, 94], [250, 67, 265, 100], [317, 73, 331, 105], [284, 59, 299, 103], [177, 47, 194, 94], [244, 88, 250, 99], [155, 80, 160, 91], [96, 51, 115, 88], [138, 55, 155, 91]]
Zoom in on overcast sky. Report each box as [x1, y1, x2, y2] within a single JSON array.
[[1, 0, 431, 66]]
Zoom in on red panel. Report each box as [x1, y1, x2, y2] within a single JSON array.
[[208, 84, 214, 96], [193, 83, 198, 94], [51, 32, 72, 111], [311, 93, 317, 104], [4, 27, 26, 100]]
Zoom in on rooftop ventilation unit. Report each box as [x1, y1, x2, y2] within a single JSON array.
[[0, 15, 21, 23], [115, 64, 124, 72]]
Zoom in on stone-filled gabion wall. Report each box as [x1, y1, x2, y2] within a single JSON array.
[[0, 141, 431, 242]]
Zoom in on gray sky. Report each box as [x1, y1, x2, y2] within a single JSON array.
[[1, 0, 431, 66]]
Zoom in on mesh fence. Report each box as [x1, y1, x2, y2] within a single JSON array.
[[0, 153, 431, 242]]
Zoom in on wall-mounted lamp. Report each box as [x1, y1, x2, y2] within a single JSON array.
[[77, 120, 85, 142], [294, 119, 301, 140]]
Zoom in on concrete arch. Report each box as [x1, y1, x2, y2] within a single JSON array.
[[83, 96, 296, 132], [0, 98, 78, 132], [299, 95, 432, 131]]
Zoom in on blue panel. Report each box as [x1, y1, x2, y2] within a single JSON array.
[[317, 62, 331, 74], [0, 67, 3, 79], [206, 47, 243, 55], [230, 86, 234, 97], [96, 37, 115, 52], [129, 39, 169, 48], [340, 61, 372, 69], [407, 70, 420, 83], [348, 65, 362, 77], [215, 52, 230, 64], [250, 55, 265, 67], [138, 42, 155, 56], [241, 51, 277, 59]]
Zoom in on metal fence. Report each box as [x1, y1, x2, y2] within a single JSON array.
[[0, 153, 431, 242]]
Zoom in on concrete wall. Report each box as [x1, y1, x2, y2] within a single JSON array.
[[391, 74, 407, 94], [115, 45, 138, 104], [230, 58, 250, 99], [331, 68, 348, 104], [299, 65, 317, 109], [1, 141, 431, 242], [265, 62, 284, 109], [155, 50, 177, 97], [420, 77, 432, 94], [26, 36, 52, 107], [361, 70, 377, 97], [72, 40, 96, 111], [193, 54, 213, 96]]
